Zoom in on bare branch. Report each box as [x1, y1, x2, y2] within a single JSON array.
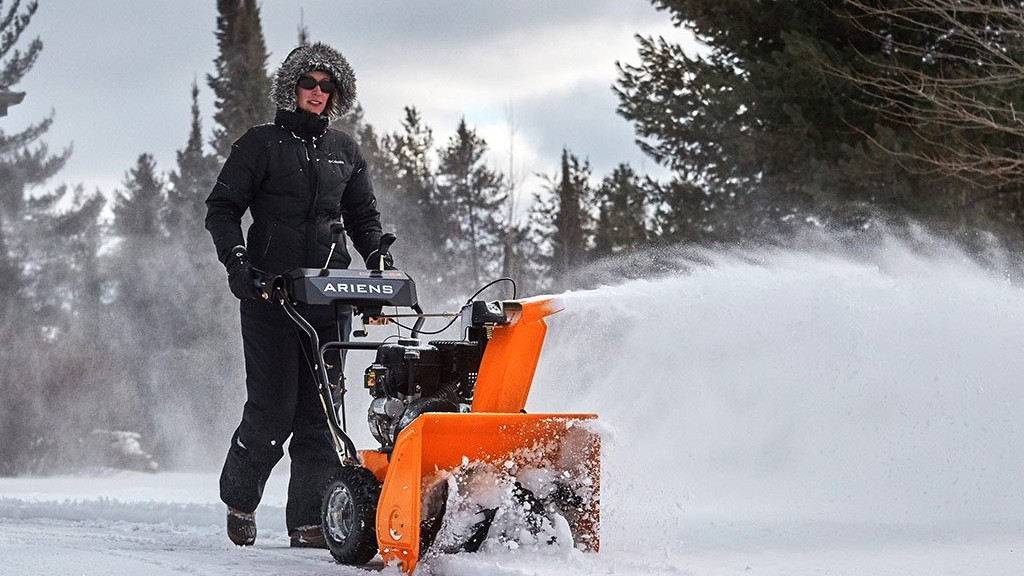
[[830, 0, 1024, 189]]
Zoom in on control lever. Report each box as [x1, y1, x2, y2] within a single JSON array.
[[352, 305, 388, 337], [352, 314, 369, 338], [373, 233, 397, 271], [353, 232, 398, 336], [320, 222, 346, 275]]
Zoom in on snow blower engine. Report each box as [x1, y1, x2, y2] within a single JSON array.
[[364, 300, 505, 452], [263, 229, 600, 574]]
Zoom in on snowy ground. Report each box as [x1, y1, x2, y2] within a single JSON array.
[[4, 238, 1024, 575], [2, 471, 1019, 575], [4, 471, 1019, 575]]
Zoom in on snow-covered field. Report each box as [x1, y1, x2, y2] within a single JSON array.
[[3, 238, 1024, 575]]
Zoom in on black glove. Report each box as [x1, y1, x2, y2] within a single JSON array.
[[365, 250, 396, 271], [224, 246, 261, 300]]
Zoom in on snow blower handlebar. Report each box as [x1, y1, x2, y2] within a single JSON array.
[[249, 232, 423, 465], [256, 267, 418, 465], [278, 299, 362, 464]]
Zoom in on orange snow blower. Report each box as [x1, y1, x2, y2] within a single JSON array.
[[264, 232, 600, 574]]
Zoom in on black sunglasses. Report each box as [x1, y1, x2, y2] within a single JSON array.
[[297, 75, 336, 94]]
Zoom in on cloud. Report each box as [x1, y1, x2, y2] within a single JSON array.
[[292, 2, 681, 183], [9, 0, 685, 197]]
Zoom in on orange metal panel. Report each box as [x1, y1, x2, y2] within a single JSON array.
[[359, 449, 390, 483], [471, 297, 564, 413]]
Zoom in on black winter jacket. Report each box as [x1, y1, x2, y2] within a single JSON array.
[[205, 109, 382, 274]]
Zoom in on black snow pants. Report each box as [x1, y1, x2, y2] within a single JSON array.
[[220, 297, 351, 533]]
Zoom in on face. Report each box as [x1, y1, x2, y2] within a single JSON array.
[[295, 70, 333, 115]]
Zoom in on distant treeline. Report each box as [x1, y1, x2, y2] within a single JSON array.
[[4, 0, 1024, 473]]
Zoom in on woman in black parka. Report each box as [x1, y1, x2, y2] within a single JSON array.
[[205, 42, 388, 549]]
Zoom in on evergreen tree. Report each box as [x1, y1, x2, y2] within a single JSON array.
[[0, 1, 140, 474], [166, 80, 219, 241], [550, 148, 594, 280], [52, 187, 106, 315], [523, 148, 595, 291], [593, 163, 649, 257], [107, 153, 178, 461], [145, 81, 241, 466], [328, 104, 389, 188], [37, 184, 149, 471], [385, 108, 437, 234], [435, 118, 507, 288], [0, 0, 72, 330], [112, 153, 165, 238], [343, 108, 392, 231], [296, 13, 310, 47], [615, 1, 931, 238], [352, 110, 386, 175], [0, 0, 69, 272], [650, 176, 707, 243], [21, 185, 106, 320], [163, 79, 229, 347], [208, 0, 272, 159], [375, 108, 448, 298], [0, 0, 41, 92], [522, 188, 558, 293], [0, 226, 17, 300]]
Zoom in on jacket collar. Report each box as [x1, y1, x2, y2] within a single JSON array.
[[275, 108, 329, 140]]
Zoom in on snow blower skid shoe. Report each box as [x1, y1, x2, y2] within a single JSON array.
[[268, 235, 600, 575]]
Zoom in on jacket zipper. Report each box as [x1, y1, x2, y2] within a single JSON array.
[[303, 139, 321, 266]]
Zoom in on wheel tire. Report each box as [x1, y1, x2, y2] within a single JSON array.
[[321, 465, 381, 565]]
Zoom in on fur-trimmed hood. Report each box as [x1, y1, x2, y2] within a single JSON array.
[[270, 42, 356, 121]]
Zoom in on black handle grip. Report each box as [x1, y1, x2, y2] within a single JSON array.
[[330, 222, 345, 240], [378, 233, 396, 255]]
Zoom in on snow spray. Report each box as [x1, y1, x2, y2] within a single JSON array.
[[529, 233, 1024, 551]]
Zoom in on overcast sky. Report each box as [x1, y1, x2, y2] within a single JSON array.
[[8, 0, 688, 201]]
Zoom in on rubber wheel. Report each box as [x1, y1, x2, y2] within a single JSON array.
[[321, 465, 381, 565]]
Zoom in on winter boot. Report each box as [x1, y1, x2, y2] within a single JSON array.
[[227, 507, 257, 546], [289, 524, 327, 548]]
